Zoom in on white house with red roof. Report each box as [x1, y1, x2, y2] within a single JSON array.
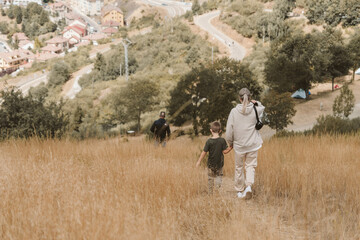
[[69, 19, 87, 29]]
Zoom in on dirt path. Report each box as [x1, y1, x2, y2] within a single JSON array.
[[211, 176, 307, 239]]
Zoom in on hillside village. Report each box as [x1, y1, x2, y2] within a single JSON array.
[[0, 0, 125, 74]]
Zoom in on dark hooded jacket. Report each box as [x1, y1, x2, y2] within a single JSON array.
[[150, 118, 170, 140]]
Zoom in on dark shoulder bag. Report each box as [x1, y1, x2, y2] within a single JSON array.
[[253, 104, 263, 130]]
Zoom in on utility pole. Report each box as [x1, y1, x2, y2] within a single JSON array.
[[211, 46, 214, 65], [121, 38, 132, 82]]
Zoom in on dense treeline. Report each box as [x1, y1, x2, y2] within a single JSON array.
[[0, 89, 68, 140], [4, 3, 56, 38], [305, 0, 360, 26]]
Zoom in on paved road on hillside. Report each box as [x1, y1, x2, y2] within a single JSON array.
[[194, 10, 247, 61], [9, 39, 122, 96], [138, 0, 191, 17], [69, 6, 102, 33]]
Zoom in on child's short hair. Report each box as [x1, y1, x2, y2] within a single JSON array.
[[210, 121, 221, 133]]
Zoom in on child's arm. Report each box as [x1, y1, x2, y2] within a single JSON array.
[[223, 146, 233, 154], [196, 151, 207, 167]]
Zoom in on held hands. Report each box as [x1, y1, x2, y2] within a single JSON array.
[[196, 161, 201, 168]]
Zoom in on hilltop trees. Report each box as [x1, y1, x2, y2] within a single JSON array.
[[169, 58, 262, 135], [0, 89, 68, 140], [265, 29, 352, 95], [265, 33, 322, 94]]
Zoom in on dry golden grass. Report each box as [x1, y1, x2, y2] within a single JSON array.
[[0, 135, 359, 239]]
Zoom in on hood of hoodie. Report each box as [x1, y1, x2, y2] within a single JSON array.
[[235, 103, 254, 115]]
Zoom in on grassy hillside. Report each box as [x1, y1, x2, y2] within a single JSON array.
[[0, 135, 358, 239]]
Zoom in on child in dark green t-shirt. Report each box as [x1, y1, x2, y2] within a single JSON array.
[[196, 121, 232, 194]]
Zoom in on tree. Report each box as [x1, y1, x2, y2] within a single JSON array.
[[13, 36, 19, 49], [120, 78, 159, 132], [39, 11, 49, 26], [192, 0, 201, 14], [15, 7, 22, 24], [262, 91, 296, 132], [333, 84, 355, 118], [34, 37, 42, 49], [169, 58, 262, 135], [0, 89, 68, 139], [347, 30, 360, 82], [318, 28, 352, 91], [94, 53, 106, 81], [48, 61, 71, 87], [265, 33, 324, 95]]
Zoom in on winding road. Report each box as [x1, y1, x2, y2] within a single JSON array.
[[194, 10, 247, 61]]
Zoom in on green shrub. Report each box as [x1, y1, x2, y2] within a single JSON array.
[[312, 115, 360, 135]]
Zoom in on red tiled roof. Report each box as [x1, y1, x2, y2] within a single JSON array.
[[12, 33, 29, 41], [63, 25, 86, 36], [102, 5, 123, 16], [46, 36, 69, 44], [41, 45, 62, 52]]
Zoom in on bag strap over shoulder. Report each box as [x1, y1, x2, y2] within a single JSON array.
[[253, 104, 260, 122]]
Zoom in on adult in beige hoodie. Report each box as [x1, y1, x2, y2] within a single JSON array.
[[225, 88, 265, 199]]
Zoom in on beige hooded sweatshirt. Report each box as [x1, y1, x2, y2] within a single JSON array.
[[225, 102, 265, 153]]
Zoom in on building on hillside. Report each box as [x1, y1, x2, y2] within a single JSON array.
[[101, 20, 120, 30], [49, 2, 69, 18], [101, 4, 124, 27], [102, 27, 117, 36], [44, 36, 69, 52], [12, 0, 42, 6], [65, 12, 82, 24], [41, 45, 62, 54], [81, 32, 107, 45], [19, 40, 34, 50], [12, 33, 29, 43], [63, 25, 86, 39], [66, 0, 103, 16], [0, 49, 34, 71], [69, 19, 87, 29]]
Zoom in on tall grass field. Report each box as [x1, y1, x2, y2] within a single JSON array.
[[0, 135, 359, 239]]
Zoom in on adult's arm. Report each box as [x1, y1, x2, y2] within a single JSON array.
[[166, 124, 171, 137], [255, 101, 265, 117], [225, 110, 234, 147], [150, 121, 156, 133]]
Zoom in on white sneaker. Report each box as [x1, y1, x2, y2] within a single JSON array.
[[237, 191, 245, 198], [243, 185, 252, 200]]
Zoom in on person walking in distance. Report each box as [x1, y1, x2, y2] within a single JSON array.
[[150, 111, 171, 147], [225, 88, 265, 199]]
